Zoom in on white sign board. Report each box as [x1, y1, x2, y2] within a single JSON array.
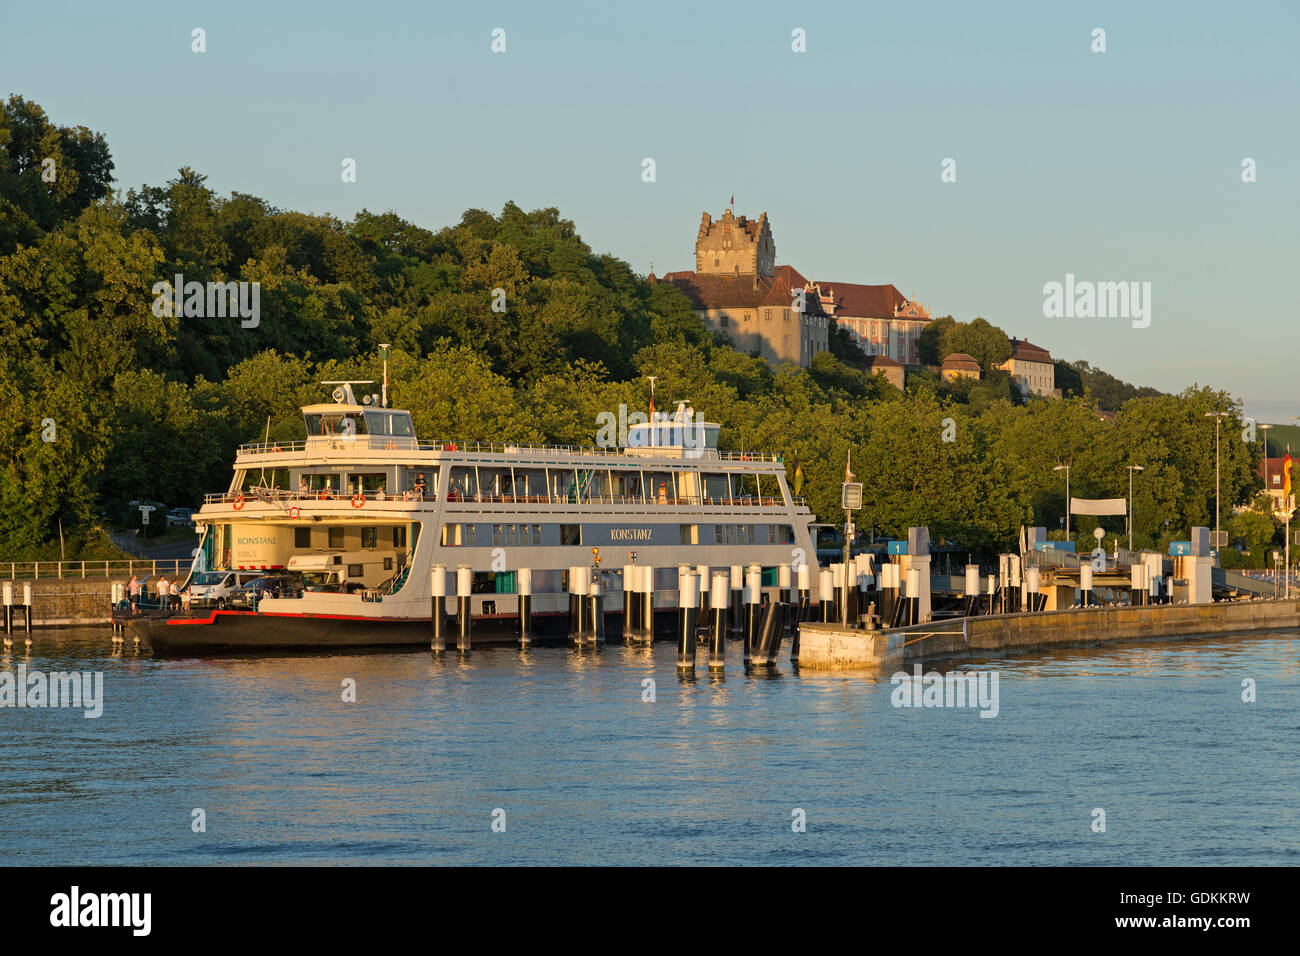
[[841, 483, 863, 511]]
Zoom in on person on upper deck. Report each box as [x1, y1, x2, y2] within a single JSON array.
[[298, 475, 308, 497], [413, 473, 427, 499]]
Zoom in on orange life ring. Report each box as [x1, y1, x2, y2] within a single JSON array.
[[272, 445, 282, 453], [448, 442, 457, 452], [288, 505, 301, 519], [351, 493, 366, 509], [232, 494, 245, 510]]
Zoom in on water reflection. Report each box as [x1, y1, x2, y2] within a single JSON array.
[[1, 626, 1296, 865]]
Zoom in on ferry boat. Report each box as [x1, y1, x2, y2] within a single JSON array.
[[126, 382, 817, 653]]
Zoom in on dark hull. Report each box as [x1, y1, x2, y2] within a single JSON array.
[[124, 607, 680, 656]]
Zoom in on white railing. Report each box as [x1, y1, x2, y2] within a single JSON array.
[[236, 437, 782, 463], [3, 559, 192, 580]]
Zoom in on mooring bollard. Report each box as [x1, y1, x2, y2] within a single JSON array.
[[796, 563, 811, 621], [2, 580, 12, 644], [818, 568, 834, 623], [518, 567, 532, 645], [456, 565, 472, 651], [588, 574, 605, 644], [965, 564, 980, 615], [986, 574, 997, 615], [709, 571, 728, 672], [677, 571, 699, 673], [743, 565, 762, 661], [574, 565, 592, 643], [640, 565, 656, 642], [22, 582, 32, 643], [778, 563, 792, 606], [751, 600, 789, 666], [622, 564, 637, 640], [430, 564, 447, 652], [696, 565, 710, 618], [567, 566, 580, 642], [1025, 565, 1041, 612], [1080, 563, 1093, 608], [729, 564, 743, 634]]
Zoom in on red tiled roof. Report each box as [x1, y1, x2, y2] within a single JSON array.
[[941, 352, 981, 370], [660, 266, 827, 316], [864, 354, 902, 369], [817, 281, 927, 320], [1007, 338, 1053, 363]]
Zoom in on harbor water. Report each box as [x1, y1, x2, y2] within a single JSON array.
[[2, 627, 1297, 865]]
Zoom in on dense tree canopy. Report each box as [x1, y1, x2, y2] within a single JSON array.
[[0, 99, 1282, 562]]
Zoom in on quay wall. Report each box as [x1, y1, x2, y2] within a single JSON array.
[[798, 599, 1300, 669], [3, 578, 127, 627]]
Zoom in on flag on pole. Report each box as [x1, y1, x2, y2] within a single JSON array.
[[1285, 449, 1293, 499], [729, 193, 734, 207], [793, 457, 804, 497]]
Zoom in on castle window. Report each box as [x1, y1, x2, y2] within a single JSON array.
[[714, 258, 719, 267]]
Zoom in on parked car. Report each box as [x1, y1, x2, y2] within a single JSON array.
[[228, 575, 302, 610], [188, 571, 264, 609], [167, 507, 195, 527]]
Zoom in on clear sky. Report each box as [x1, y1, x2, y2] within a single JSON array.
[[4, 0, 1297, 422]]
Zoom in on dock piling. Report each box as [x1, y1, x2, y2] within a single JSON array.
[[709, 572, 728, 671], [743, 565, 762, 661], [677, 572, 699, 673], [518, 567, 532, 645], [728, 565, 743, 634], [456, 565, 472, 651], [430, 565, 447, 652], [587, 574, 605, 644]]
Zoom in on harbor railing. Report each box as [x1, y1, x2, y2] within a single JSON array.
[[3, 559, 192, 580]]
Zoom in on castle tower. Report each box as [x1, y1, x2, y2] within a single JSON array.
[[695, 209, 775, 278]]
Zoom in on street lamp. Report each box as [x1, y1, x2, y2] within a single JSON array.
[[1126, 465, 1145, 552], [1204, 411, 1229, 550], [1053, 464, 1071, 540], [1260, 423, 1274, 503]]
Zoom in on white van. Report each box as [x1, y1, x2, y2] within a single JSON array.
[[188, 570, 264, 609], [287, 552, 400, 592]]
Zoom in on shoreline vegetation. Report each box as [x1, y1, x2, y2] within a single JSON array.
[[0, 96, 1280, 567]]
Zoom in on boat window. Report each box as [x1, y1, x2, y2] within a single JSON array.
[[393, 526, 407, 548], [295, 527, 311, 548], [703, 473, 731, 499], [560, 524, 580, 546], [515, 469, 547, 498], [388, 413, 414, 437], [329, 527, 344, 549], [449, 467, 478, 499], [305, 412, 369, 437], [361, 527, 377, 549], [550, 469, 575, 500], [441, 524, 475, 546]]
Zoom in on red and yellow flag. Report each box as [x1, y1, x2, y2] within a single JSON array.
[[1285, 450, 1293, 499]]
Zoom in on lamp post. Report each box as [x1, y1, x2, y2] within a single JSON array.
[[1053, 464, 1071, 541], [1259, 422, 1273, 497], [1126, 465, 1145, 552], [1205, 411, 1229, 548]]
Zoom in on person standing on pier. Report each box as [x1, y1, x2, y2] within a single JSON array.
[[128, 575, 141, 616]]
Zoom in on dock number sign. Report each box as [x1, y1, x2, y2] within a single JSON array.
[[841, 482, 863, 511]]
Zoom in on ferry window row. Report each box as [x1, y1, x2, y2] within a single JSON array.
[[439, 523, 794, 547], [295, 526, 410, 550], [240, 465, 792, 505]]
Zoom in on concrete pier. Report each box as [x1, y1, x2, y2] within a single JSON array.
[[797, 598, 1300, 669]]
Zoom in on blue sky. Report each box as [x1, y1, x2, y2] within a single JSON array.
[[4, 0, 1297, 422]]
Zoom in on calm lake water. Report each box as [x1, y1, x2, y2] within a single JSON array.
[[2, 627, 1297, 866]]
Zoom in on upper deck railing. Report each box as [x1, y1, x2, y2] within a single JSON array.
[[234, 437, 783, 464], [201, 488, 805, 509]]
